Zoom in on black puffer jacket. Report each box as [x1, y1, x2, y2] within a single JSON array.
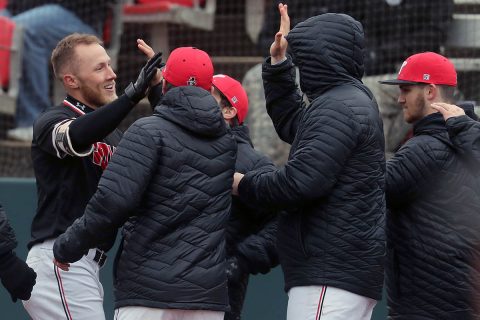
[[445, 114, 480, 163], [54, 86, 237, 311], [238, 13, 385, 300], [0, 204, 16, 256], [386, 113, 480, 319], [226, 125, 278, 320]]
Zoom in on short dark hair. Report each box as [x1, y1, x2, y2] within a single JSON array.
[[51, 33, 103, 80], [437, 85, 456, 103]]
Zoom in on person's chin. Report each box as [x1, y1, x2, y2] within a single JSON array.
[[104, 93, 118, 104]]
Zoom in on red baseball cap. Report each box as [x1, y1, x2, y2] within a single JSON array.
[[379, 52, 457, 86], [212, 74, 249, 124], [162, 47, 213, 91]]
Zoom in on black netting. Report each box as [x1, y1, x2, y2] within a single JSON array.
[[1, 0, 479, 176]]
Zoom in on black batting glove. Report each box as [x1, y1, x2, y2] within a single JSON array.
[[125, 52, 164, 104], [0, 251, 36, 302]]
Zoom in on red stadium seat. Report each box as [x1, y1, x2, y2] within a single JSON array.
[[123, 0, 206, 15], [0, 16, 16, 88]]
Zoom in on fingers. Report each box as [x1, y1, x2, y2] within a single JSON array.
[[278, 3, 290, 36], [232, 172, 245, 196], [431, 102, 466, 120], [431, 102, 451, 110], [137, 38, 155, 59], [274, 32, 283, 48], [53, 258, 70, 272], [145, 52, 164, 76], [431, 102, 457, 113]]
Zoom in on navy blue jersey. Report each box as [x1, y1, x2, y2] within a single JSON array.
[[29, 96, 122, 249]]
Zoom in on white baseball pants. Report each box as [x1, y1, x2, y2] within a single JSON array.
[[287, 285, 377, 320], [22, 239, 105, 320], [114, 306, 225, 320]]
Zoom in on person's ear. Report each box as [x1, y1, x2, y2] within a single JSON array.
[[223, 106, 238, 120], [424, 84, 437, 101], [63, 74, 79, 89], [162, 79, 167, 94]]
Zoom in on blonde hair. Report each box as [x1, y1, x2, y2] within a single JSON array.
[[51, 33, 103, 80]]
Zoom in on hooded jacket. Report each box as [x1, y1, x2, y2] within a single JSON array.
[[238, 13, 386, 300], [386, 112, 480, 319], [54, 86, 237, 311]]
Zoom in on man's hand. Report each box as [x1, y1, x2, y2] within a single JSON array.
[[137, 39, 163, 86], [53, 258, 70, 272], [270, 3, 290, 64], [431, 102, 466, 121], [125, 51, 163, 103], [232, 172, 244, 196], [137, 38, 155, 59]]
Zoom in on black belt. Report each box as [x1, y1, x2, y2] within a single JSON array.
[[93, 249, 107, 267]]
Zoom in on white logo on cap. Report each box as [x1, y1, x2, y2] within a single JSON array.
[[398, 61, 407, 75], [423, 74, 430, 81], [187, 77, 197, 86], [231, 96, 238, 104]]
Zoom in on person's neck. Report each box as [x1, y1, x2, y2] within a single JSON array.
[[67, 92, 98, 110], [424, 99, 445, 118]]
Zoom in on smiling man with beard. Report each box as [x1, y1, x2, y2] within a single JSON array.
[[22, 33, 163, 320]]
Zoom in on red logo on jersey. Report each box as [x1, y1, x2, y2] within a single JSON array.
[[92, 142, 116, 170]]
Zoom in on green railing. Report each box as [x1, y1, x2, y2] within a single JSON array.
[[0, 178, 386, 319]]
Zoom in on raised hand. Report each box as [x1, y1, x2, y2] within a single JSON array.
[[137, 38, 155, 59], [125, 51, 163, 103], [137, 39, 163, 87], [270, 3, 290, 64], [431, 102, 466, 121]]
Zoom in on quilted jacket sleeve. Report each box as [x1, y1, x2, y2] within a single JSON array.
[[238, 97, 360, 208], [53, 121, 159, 263], [236, 153, 278, 274], [386, 137, 449, 208], [262, 57, 305, 144], [445, 115, 480, 162], [0, 204, 17, 256], [236, 217, 278, 275]]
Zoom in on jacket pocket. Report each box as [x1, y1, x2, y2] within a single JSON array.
[[296, 214, 309, 257]]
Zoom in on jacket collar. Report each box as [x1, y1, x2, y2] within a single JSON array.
[[63, 95, 95, 115]]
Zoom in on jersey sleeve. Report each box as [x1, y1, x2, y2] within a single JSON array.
[[33, 111, 94, 159]]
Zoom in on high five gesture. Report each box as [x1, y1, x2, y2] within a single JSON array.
[[270, 3, 290, 64]]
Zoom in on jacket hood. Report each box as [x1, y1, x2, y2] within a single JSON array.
[[457, 101, 479, 121], [154, 86, 228, 138], [285, 13, 365, 100]]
